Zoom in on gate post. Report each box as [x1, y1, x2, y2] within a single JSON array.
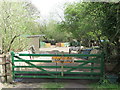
[[0, 54, 12, 83], [0, 54, 3, 82], [11, 51, 15, 81], [0, 54, 7, 83], [101, 52, 105, 78], [6, 54, 12, 83]]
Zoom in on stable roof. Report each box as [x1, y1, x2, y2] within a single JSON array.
[[23, 35, 45, 38]]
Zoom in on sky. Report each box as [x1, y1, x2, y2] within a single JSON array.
[[29, 0, 119, 17], [30, 0, 79, 21], [2, 0, 118, 21]]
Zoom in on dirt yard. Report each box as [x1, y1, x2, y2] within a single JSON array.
[[1, 79, 98, 89]]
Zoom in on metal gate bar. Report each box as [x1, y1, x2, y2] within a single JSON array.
[[11, 51, 104, 80]]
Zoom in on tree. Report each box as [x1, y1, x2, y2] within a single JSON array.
[[40, 20, 70, 42], [61, 1, 120, 73], [99, 2, 120, 73], [60, 2, 105, 46], [0, 0, 41, 53]]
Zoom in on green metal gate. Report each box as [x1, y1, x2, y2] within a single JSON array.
[[11, 51, 104, 80]]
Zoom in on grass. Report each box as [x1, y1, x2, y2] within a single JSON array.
[[89, 79, 120, 89], [41, 82, 64, 89], [90, 83, 120, 89]]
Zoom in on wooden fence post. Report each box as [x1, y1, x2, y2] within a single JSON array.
[[0, 54, 2, 82], [6, 54, 12, 83], [0, 54, 7, 82], [0, 54, 11, 83]]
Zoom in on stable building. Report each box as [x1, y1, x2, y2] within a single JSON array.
[[26, 35, 45, 54]]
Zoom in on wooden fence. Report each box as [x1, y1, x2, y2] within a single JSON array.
[[0, 54, 12, 83]]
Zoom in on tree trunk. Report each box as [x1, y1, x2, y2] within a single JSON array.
[[111, 41, 120, 74]]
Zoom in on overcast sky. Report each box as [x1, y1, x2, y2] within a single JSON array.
[[30, 0, 79, 21], [29, 0, 119, 18]]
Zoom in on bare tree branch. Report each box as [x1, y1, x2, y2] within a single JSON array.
[[7, 34, 20, 52]]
